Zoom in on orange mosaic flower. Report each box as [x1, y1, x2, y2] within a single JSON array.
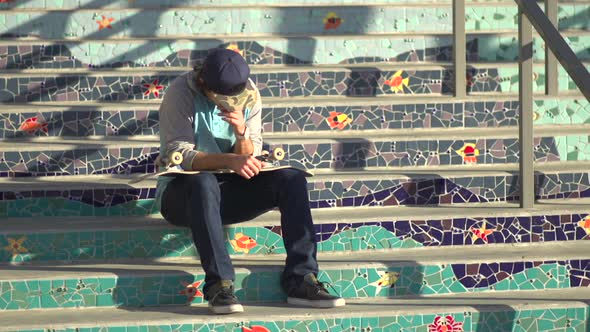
[[323, 12, 343, 30], [326, 111, 352, 130], [578, 216, 590, 235], [226, 44, 244, 57], [4, 236, 28, 257], [96, 15, 115, 30], [384, 70, 410, 93], [178, 280, 203, 302], [143, 79, 164, 98]]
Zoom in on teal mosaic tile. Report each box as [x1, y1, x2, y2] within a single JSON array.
[[4, 212, 590, 264], [5, 0, 582, 9], [13, 307, 588, 332], [2, 260, 585, 310], [469, 64, 590, 94], [3, 35, 588, 71], [1, 5, 587, 39]]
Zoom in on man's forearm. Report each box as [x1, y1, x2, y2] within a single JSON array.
[[191, 152, 236, 170], [233, 138, 254, 155]]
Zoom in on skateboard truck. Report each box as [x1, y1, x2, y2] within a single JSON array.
[[256, 147, 285, 162], [156, 151, 184, 168]]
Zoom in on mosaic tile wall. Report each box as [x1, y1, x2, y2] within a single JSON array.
[[2, 36, 589, 70], [3, 0, 589, 8], [1, 6, 588, 39], [1, 136, 589, 177], [0, 259, 588, 310], [2, 99, 587, 138], [0, 147, 159, 176], [2, 65, 588, 103], [0, 171, 588, 217], [2, 212, 588, 263], [9, 307, 590, 332]]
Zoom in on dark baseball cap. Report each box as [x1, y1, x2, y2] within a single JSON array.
[[200, 48, 257, 111]]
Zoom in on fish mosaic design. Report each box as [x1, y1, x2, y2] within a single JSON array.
[[18, 116, 48, 134], [230, 233, 258, 254], [456, 143, 479, 164]]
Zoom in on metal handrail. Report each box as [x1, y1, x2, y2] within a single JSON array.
[[516, 0, 590, 102], [516, 0, 590, 208], [452, 0, 590, 209]]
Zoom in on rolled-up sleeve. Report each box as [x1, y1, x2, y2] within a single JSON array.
[[246, 88, 263, 156], [159, 76, 199, 170]]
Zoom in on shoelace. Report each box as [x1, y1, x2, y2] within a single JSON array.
[[313, 280, 342, 298], [210, 287, 237, 303]]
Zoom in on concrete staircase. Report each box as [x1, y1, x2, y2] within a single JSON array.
[[0, 0, 589, 331]]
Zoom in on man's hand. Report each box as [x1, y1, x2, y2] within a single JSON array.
[[228, 154, 263, 179], [218, 108, 246, 135]]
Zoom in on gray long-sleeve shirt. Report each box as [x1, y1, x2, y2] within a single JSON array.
[[154, 70, 263, 212]]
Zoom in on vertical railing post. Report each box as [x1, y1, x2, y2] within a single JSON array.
[[519, 7, 535, 209], [545, 0, 558, 96], [453, 0, 466, 98]]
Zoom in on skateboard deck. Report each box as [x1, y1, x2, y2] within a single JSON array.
[[157, 165, 313, 177]]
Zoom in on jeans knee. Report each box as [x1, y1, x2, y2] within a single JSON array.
[[185, 173, 220, 198], [275, 169, 308, 189]]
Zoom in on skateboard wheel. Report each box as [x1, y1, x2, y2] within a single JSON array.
[[169, 151, 183, 165], [272, 147, 285, 161], [261, 150, 269, 156]]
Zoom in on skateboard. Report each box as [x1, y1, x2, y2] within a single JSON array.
[[152, 147, 313, 178]]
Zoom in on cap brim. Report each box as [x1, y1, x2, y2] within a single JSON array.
[[208, 80, 257, 111]]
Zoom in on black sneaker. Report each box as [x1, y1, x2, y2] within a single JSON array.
[[286, 273, 346, 308], [204, 280, 244, 314]]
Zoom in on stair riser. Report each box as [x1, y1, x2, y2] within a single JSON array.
[[2, 98, 588, 138], [2, 36, 588, 70], [0, 171, 588, 217], [7, 307, 590, 332], [5, 0, 589, 9], [0, 136, 588, 176], [2, 6, 587, 39], [2, 213, 588, 264], [0, 259, 587, 310], [1, 65, 587, 103]]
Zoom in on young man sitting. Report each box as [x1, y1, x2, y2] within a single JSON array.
[[156, 48, 346, 314]]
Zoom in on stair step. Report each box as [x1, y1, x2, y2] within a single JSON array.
[[1, 5, 587, 40], [1, 200, 589, 264], [0, 131, 588, 177], [1, 34, 589, 70], [0, 164, 588, 217], [0, 241, 588, 310], [2, 63, 589, 103], [3, 0, 588, 10], [1, 97, 587, 138], [0, 289, 589, 331]]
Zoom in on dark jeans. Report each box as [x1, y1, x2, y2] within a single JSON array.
[[161, 168, 318, 295]]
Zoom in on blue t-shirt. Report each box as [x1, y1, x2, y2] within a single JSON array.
[[154, 85, 254, 213]]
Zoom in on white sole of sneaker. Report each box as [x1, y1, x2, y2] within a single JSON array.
[[287, 297, 346, 308], [208, 303, 244, 314]]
